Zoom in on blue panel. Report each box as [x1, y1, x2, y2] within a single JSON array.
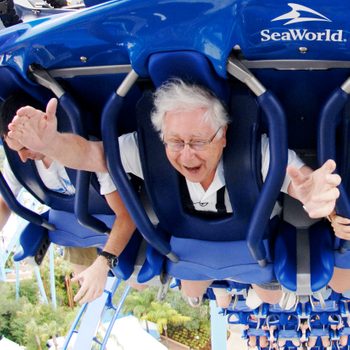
[[13, 222, 48, 261], [166, 237, 274, 283]]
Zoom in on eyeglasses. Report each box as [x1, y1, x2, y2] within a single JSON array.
[[163, 127, 222, 152]]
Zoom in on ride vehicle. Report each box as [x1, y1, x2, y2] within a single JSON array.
[[0, 1, 349, 348]]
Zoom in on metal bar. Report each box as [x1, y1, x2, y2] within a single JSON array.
[[116, 69, 139, 97], [210, 300, 227, 350], [49, 65, 132, 79], [49, 244, 57, 309], [241, 59, 350, 70], [29, 65, 65, 98], [100, 284, 131, 349], [227, 57, 266, 96], [15, 261, 20, 300], [296, 229, 312, 296], [34, 265, 49, 304], [341, 77, 350, 94]]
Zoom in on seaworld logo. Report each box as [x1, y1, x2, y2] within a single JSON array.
[[271, 3, 331, 25], [260, 3, 346, 43], [261, 29, 345, 42]]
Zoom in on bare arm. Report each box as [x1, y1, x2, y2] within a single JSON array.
[[286, 159, 341, 218], [46, 133, 106, 173], [7, 98, 107, 172], [72, 190, 136, 304], [101, 190, 136, 255]]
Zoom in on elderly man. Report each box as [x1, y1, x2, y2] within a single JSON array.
[[0, 92, 136, 305], [7, 80, 341, 307]]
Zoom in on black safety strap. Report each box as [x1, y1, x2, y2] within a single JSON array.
[[179, 175, 228, 218]]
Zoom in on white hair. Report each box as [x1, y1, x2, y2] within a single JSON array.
[[150, 79, 229, 138]]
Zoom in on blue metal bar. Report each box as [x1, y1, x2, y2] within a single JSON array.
[[0, 172, 55, 230], [75, 171, 111, 234], [49, 244, 57, 309], [34, 265, 49, 304], [318, 87, 350, 251], [100, 284, 131, 349], [63, 303, 88, 350], [58, 92, 111, 235], [15, 261, 19, 300], [210, 300, 228, 350], [247, 91, 288, 266], [101, 92, 177, 261]]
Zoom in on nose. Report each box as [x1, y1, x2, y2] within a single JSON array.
[[179, 144, 196, 161]]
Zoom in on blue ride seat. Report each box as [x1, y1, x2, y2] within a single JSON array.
[[134, 51, 286, 284], [274, 220, 334, 293], [101, 50, 289, 286]]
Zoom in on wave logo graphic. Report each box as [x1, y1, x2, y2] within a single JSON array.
[[271, 3, 331, 25]]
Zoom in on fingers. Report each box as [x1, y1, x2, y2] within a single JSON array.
[[308, 203, 337, 219], [308, 187, 340, 203], [303, 186, 340, 218], [71, 275, 80, 283], [45, 98, 58, 122], [332, 226, 350, 241], [321, 159, 337, 174], [333, 215, 350, 225], [326, 173, 341, 186], [16, 105, 41, 118], [329, 215, 350, 240], [74, 283, 88, 304], [73, 283, 104, 305], [286, 165, 306, 187]]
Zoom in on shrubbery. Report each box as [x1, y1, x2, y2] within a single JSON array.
[[1, 252, 212, 350]]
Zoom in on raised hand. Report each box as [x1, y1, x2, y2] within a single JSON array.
[[72, 256, 109, 304], [287, 159, 341, 218], [7, 98, 58, 153]]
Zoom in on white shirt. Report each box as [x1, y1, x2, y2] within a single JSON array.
[[3, 158, 116, 197], [118, 132, 304, 216]]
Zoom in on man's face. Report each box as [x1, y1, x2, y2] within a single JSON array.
[[4, 136, 45, 163], [163, 107, 226, 190]]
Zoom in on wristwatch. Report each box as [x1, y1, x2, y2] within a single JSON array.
[[99, 251, 119, 269]]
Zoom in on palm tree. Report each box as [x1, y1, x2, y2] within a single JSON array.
[[123, 288, 156, 332], [146, 301, 191, 337], [123, 288, 191, 337]]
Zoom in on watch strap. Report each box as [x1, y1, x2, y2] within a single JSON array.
[[99, 251, 119, 268]]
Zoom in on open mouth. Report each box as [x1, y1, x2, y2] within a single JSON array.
[[183, 165, 201, 174]]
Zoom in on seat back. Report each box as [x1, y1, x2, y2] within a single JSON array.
[[132, 51, 283, 283]]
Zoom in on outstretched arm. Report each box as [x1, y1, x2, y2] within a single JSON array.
[[287, 159, 341, 218], [7, 98, 107, 173], [72, 190, 136, 304]]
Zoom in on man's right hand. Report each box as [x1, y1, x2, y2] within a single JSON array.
[[72, 255, 109, 305], [7, 98, 59, 153]]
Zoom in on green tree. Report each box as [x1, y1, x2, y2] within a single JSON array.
[[146, 301, 191, 335], [123, 287, 192, 336]]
